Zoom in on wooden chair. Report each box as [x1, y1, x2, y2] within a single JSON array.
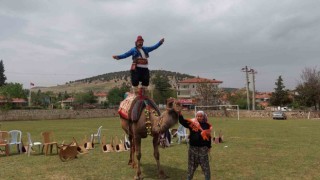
[[41, 131, 58, 155], [101, 135, 114, 153], [0, 131, 9, 156], [83, 135, 94, 150], [114, 135, 127, 152]]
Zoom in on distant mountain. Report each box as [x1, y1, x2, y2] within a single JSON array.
[[32, 70, 195, 93]]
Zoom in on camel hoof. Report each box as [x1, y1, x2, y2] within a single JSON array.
[[159, 174, 169, 179], [134, 175, 143, 180], [159, 171, 169, 179]]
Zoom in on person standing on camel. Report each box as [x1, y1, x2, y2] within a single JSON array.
[[112, 36, 164, 96]]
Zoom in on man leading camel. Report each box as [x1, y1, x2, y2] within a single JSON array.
[[112, 36, 164, 96]]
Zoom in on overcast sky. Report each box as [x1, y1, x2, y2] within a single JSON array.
[[1, 0, 319, 92]]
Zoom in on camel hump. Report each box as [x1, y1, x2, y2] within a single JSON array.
[[118, 94, 160, 122], [130, 98, 160, 121]]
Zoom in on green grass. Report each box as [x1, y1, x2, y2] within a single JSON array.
[[1, 117, 320, 180]]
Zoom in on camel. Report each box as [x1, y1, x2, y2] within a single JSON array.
[[120, 97, 181, 179]]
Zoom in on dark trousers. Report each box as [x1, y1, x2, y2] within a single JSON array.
[[130, 67, 149, 86], [187, 146, 211, 180]]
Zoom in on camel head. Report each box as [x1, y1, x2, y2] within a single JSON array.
[[156, 98, 182, 133], [166, 97, 182, 113]]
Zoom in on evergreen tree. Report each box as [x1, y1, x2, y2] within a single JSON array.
[[0, 60, 7, 86], [270, 76, 291, 107]]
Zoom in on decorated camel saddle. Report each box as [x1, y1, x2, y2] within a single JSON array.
[[118, 92, 160, 121]]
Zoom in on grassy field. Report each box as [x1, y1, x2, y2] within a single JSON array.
[[1, 117, 320, 180]]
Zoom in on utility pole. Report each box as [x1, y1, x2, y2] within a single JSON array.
[[249, 69, 257, 110], [241, 66, 250, 110]]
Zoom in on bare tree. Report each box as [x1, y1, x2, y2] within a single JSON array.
[[295, 67, 320, 110], [195, 80, 221, 106]]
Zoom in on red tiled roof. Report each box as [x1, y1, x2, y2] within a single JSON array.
[[11, 98, 27, 103], [177, 98, 195, 104], [62, 97, 75, 103], [255, 92, 271, 99], [94, 92, 107, 97], [179, 77, 223, 84]]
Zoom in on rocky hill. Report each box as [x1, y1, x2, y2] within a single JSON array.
[[32, 70, 195, 93]]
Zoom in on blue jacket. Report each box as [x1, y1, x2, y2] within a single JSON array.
[[117, 41, 163, 61]]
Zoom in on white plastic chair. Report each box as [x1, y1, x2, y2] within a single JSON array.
[[26, 132, 42, 156], [176, 125, 188, 144], [90, 126, 102, 144], [124, 134, 130, 150], [8, 130, 23, 154]]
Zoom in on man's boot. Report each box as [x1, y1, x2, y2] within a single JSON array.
[[132, 86, 139, 96], [140, 86, 149, 97]]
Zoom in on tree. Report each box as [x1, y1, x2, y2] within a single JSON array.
[[107, 83, 130, 106], [270, 76, 291, 107], [31, 90, 53, 107], [195, 80, 221, 106], [0, 83, 27, 99], [74, 90, 97, 105], [151, 74, 175, 104], [295, 67, 320, 110], [227, 88, 248, 109], [0, 60, 7, 86]]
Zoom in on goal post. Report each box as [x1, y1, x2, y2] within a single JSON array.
[[194, 105, 240, 120]]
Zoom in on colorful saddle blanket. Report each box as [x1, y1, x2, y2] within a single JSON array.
[[118, 93, 160, 121]]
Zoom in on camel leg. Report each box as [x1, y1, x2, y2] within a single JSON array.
[[134, 137, 142, 180], [153, 135, 169, 179], [129, 134, 136, 168], [121, 119, 136, 168]]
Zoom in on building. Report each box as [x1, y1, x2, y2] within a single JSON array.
[[60, 97, 75, 109], [177, 77, 223, 108], [0, 96, 28, 108], [255, 92, 271, 109], [94, 92, 108, 104]]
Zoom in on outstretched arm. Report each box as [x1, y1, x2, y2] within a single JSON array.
[[112, 48, 134, 60], [178, 113, 190, 128], [144, 38, 165, 53]]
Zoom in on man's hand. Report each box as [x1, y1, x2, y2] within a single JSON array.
[[112, 55, 119, 60], [160, 38, 165, 44]]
